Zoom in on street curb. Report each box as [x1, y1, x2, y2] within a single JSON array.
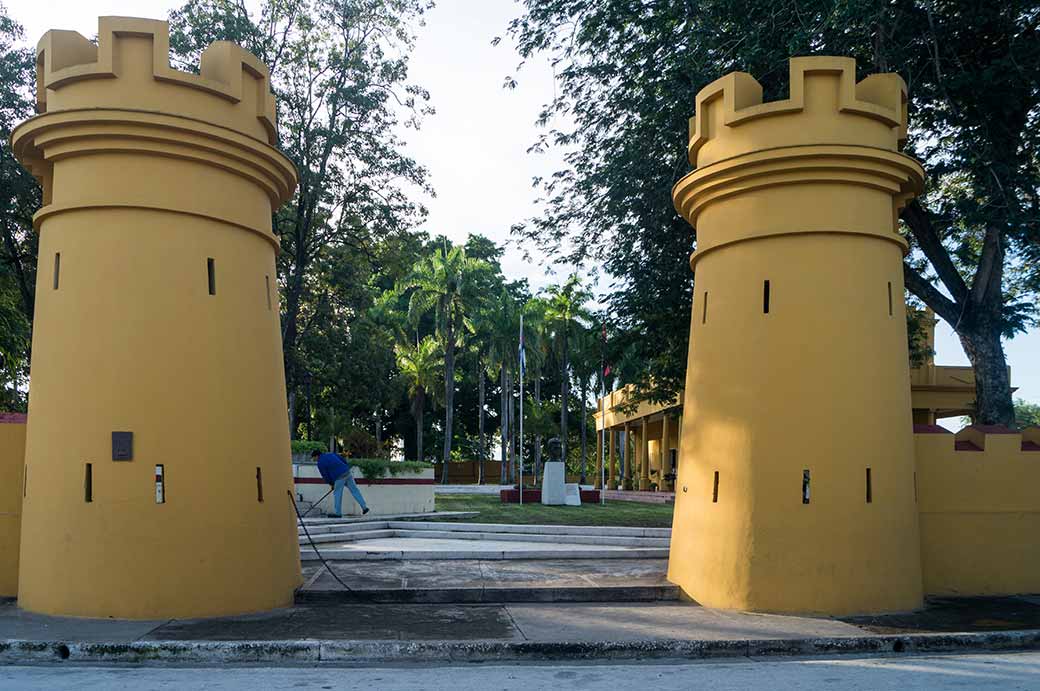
[[1, 630, 1039, 666]]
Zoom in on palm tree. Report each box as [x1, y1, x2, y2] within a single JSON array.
[[398, 243, 486, 483], [484, 287, 522, 484], [570, 325, 600, 484], [395, 336, 442, 462], [543, 275, 593, 465], [522, 297, 550, 480]]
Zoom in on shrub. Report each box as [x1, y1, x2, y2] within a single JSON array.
[[350, 458, 434, 480], [291, 440, 327, 454]]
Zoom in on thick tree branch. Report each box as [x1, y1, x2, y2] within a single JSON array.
[[903, 263, 961, 327], [900, 200, 969, 303]]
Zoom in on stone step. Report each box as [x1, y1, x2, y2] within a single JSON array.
[[389, 529, 669, 548], [295, 584, 679, 604], [298, 511, 478, 530], [384, 521, 671, 539], [299, 522, 391, 536], [299, 547, 670, 562], [299, 529, 397, 545], [297, 528, 669, 548]]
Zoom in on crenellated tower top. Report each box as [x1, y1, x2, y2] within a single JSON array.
[[35, 16, 278, 144], [672, 56, 923, 266], [688, 56, 908, 168]]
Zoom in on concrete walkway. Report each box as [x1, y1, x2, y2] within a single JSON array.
[[299, 558, 676, 603]]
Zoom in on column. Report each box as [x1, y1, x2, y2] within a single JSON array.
[[607, 429, 616, 490], [640, 416, 650, 490], [661, 413, 671, 491]]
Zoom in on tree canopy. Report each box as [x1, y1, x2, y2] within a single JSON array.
[[506, 0, 1040, 424]]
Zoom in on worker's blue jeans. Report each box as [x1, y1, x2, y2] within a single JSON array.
[[334, 471, 368, 514]]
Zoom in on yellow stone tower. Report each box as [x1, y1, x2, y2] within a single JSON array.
[[669, 57, 924, 614], [12, 17, 300, 619]]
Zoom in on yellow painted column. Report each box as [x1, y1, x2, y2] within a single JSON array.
[[640, 417, 650, 490], [0, 416, 26, 597], [661, 414, 671, 491], [622, 422, 631, 490], [13, 17, 300, 619], [668, 57, 924, 615], [607, 430, 616, 490], [595, 426, 604, 489]]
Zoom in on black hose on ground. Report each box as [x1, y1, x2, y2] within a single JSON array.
[[288, 489, 355, 592]]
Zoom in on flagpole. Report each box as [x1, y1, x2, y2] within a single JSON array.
[[519, 313, 524, 506]]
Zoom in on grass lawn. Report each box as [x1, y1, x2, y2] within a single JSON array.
[[434, 493, 674, 528]]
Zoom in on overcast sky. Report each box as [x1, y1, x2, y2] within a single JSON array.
[[8, 0, 1039, 409]]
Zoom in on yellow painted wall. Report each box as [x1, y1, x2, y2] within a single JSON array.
[[915, 426, 1040, 596], [668, 57, 924, 615], [12, 18, 300, 619], [0, 418, 26, 597]]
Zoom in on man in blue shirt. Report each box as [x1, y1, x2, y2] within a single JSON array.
[[312, 450, 370, 517]]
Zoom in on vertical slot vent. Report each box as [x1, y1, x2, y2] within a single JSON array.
[[887, 281, 893, 316], [913, 471, 918, 503], [865, 467, 872, 503], [763, 280, 770, 314], [155, 465, 165, 504], [84, 463, 93, 503], [53, 252, 61, 290], [802, 469, 811, 504], [712, 471, 719, 503], [701, 291, 708, 324], [207, 258, 216, 295], [256, 467, 264, 503], [23, 465, 27, 497], [265, 275, 272, 311]]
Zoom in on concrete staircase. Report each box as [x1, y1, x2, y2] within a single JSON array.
[[298, 520, 671, 561]]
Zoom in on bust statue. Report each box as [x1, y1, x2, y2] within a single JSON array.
[[546, 437, 563, 463]]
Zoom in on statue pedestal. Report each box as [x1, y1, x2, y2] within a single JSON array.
[[541, 462, 566, 505]]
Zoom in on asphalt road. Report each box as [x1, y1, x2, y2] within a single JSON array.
[[1, 652, 1039, 689]]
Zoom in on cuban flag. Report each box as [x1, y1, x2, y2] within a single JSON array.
[[518, 314, 526, 378]]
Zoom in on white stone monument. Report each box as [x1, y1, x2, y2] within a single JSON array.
[[541, 437, 566, 506]]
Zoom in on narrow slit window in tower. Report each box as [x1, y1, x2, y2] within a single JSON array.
[[207, 258, 216, 295], [155, 465, 165, 504], [712, 471, 719, 503], [865, 467, 872, 503], [53, 252, 60, 290], [802, 469, 811, 504], [256, 467, 264, 502], [265, 275, 272, 311], [23, 465, 27, 497], [84, 463, 93, 503], [701, 291, 708, 324], [763, 280, 770, 314], [887, 281, 893, 316]]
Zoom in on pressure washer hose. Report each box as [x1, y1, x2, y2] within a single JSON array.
[[288, 490, 355, 592]]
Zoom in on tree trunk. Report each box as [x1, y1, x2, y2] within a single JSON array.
[[442, 315, 454, 483], [287, 389, 296, 439], [415, 390, 425, 463], [579, 376, 588, 484], [560, 330, 569, 463], [533, 371, 542, 482], [500, 367, 509, 485], [960, 326, 1016, 426], [478, 363, 486, 485], [374, 411, 382, 458]]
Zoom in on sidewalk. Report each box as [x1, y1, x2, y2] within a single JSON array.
[[2, 595, 1040, 665]]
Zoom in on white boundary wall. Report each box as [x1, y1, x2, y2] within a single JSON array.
[[292, 464, 434, 516]]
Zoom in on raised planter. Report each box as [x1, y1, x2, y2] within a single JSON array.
[[499, 488, 600, 504], [293, 463, 434, 516]]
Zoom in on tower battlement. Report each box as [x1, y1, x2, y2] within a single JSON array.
[[35, 16, 277, 144], [689, 56, 908, 169]]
